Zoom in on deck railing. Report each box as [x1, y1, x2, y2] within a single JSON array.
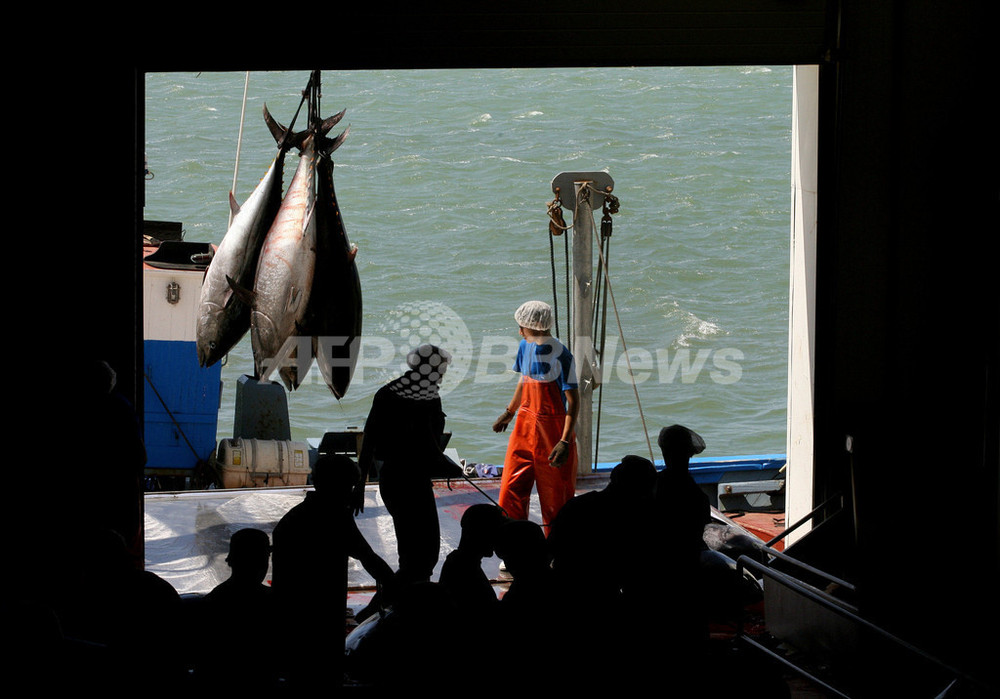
[[734, 497, 988, 698]]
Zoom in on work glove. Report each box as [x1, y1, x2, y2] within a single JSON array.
[[549, 440, 570, 465], [492, 409, 514, 433]]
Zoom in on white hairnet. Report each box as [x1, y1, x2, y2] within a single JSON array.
[[514, 300, 553, 331]]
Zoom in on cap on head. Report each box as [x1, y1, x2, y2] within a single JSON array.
[[514, 300, 553, 332], [657, 425, 707, 460]]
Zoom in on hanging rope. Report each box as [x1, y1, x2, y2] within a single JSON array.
[[547, 193, 571, 340], [584, 186, 654, 463], [592, 201, 613, 468], [544, 183, 650, 462], [229, 71, 251, 228]]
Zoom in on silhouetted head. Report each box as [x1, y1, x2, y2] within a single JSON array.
[[657, 425, 706, 467], [608, 455, 657, 499], [391, 344, 451, 399], [311, 454, 362, 503], [458, 504, 508, 556], [226, 528, 271, 582], [494, 520, 548, 577]]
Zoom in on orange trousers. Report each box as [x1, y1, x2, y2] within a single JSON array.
[[498, 377, 577, 530]]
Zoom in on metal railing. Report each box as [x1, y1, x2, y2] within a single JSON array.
[[734, 496, 989, 698]]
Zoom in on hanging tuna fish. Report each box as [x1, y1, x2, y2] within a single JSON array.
[[250, 84, 357, 394], [305, 133, 363, 398], [196, 110, 291, 368]]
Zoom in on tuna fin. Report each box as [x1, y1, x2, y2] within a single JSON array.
[[226, 275, 255, 307], [263, 103, 308, 151], [316, 109, 346, 135], [318, 125, 350, 157], [229, 191, 241, 218]]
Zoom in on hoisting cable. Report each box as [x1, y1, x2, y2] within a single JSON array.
[[592, 201, 613, 468], [584, 185, 654, 462], [229, 71, 251, 229]]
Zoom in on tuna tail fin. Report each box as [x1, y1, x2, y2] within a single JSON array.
[[318, 125, 350, 158], [316, 109, 346, 135], [263, 103, 308, 151]]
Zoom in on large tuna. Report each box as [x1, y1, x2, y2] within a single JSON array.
[[305, 145, 363, 398], [195, 110, 290, 368], [250, 108, 347, 389]]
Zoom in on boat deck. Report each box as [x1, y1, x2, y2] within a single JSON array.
[[144, 472, 784, 597]]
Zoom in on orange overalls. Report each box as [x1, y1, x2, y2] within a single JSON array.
[[498, 375, 578, 531]]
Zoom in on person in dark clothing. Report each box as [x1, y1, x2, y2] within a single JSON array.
[[493, 518, 573, 690], [203, 528, 273, 607], [53, 527, 184, 691], [439, 503, 507, 616], [356, 344, 462, 585], [648, 424, 713, 677], [654, 424, 712, 556], [547, 455, 657, 613], [271, 454, 396, 691], [546, 455, 658, 675], [194, 528, 280, 690]]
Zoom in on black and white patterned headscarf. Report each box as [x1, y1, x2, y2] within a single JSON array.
[[387, 344, 452, 400]]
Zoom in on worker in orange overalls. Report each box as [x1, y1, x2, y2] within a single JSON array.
[[493, 300, 579, 533]]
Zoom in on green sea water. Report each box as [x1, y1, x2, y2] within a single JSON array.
[[142, 66, 793, 467]]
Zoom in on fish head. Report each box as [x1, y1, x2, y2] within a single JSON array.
[[196, 307, 223, 367]]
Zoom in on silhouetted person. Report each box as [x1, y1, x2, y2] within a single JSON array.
[[272, 454, 396, 691], [193, 528, 280, 690], [357, 344, 461, 585], [547, 455, 657, 674], [548, 455, 657, 609], [53, 527, 183, 691], [649, 424, 713, 678], [439, 504, 507, 617], [494, 519, 573, 690], [64, 360, 146, 568], [655, 424, 712, 556]]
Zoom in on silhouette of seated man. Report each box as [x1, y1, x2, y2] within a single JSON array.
[[271, 454, 397, 689], [439, 503, 507, 617], [547, 455, 657, 610], [194, 528, 280, 690], [494, 518, 575, 689], [204, 528, 273, 607], [55, 527, 183, 690]]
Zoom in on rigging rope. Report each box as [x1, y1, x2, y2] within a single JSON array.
[[546, 194, 571, 341], [583, 185, 655, 463], [545, 182, 652, 463], [592, 204, 612, 467], [229, 71, 251, 229]]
